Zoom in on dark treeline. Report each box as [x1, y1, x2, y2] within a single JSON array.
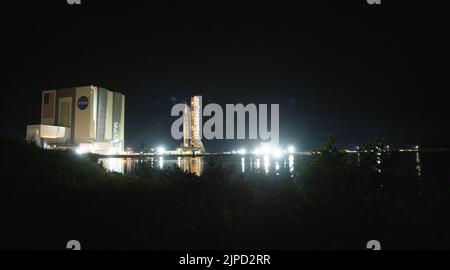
[[0, 136, 449, 249]]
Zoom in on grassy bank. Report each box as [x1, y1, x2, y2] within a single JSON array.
[[0, 137, 448, 249]]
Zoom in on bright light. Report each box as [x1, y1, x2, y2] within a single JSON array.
[[272, 147, 283, 159], [159, 156, 164, 169], [264, 155, 270, 174], [253, 147, 261, 156], [156, 146, 166, 155], [287, 146, 295, 154], [289, 155, 294, 172], [107, 147, 118, 155], [102, 158, 123, 173], [75, 147, 87, 155], [238, 148, 247, 155], [261, 143, 271, 155]]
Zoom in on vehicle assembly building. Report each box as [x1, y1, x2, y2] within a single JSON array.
[[26, 85, 125, 154]]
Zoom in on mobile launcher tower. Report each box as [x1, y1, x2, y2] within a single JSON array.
[[179, 96, 205, 154]]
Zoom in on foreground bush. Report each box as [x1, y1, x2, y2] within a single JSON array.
[[0, 137, 448, 249]]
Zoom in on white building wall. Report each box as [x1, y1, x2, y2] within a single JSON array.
[[28, 85, 125, 154], [105, 90, 114, 141], [120, 95, 125, 144], [74, 86, 96, 143]]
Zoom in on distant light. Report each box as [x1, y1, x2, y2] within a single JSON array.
[[75, 147, 87, 155], [156, 146, 166, 155], [264, 155, 270, 173], [287, 146, 295, 154], [261, 143, 271, 155], [159, 156, 164, 169], [253, 147, 261, 156], [238, 148, 247, 155], [107, 148, 118, 155], [289, 155, 294, 172], [272, 147, 283, 159], [232, 150, 237, 154]]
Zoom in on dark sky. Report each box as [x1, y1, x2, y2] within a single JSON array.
[[3, 0, 450, 151]]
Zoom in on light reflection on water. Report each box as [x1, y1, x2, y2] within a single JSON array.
[[416, 152, 422, 177], [99, 152, 424, 178], [98, 155, 296, 176]]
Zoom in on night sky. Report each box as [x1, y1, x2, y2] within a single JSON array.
[[3, 1, 450, 152]]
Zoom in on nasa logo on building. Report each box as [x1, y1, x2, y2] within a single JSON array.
[[77, 96, 89, 110]]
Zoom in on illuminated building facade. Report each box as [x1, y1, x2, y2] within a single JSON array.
[[190, 96, 204, 150], [183, 104, 190, 148], [26, 85, 125, 154], [180, 96, 205, 153]]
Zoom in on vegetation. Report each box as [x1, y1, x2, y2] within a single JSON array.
[[0, 137, 448, 249]]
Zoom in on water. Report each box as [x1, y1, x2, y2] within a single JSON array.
[[99, 151, 450, 181], [99, 155, 299, 176]]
